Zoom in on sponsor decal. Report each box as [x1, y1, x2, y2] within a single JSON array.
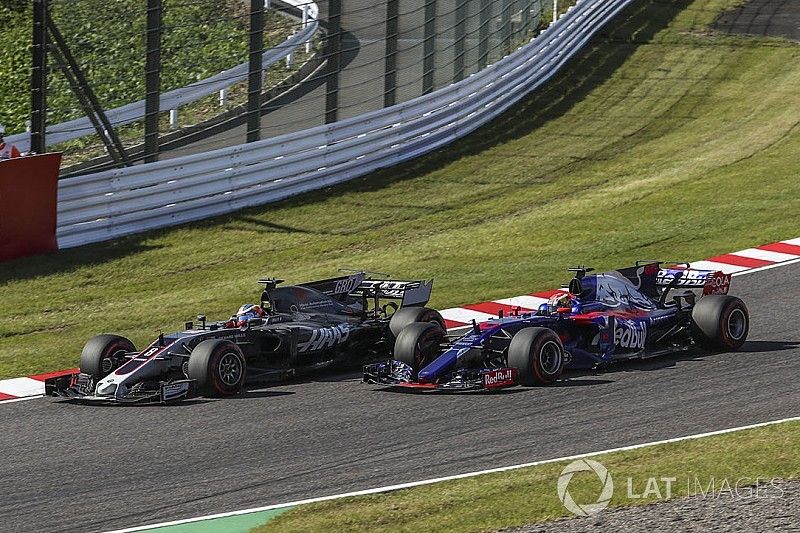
[[161, 382, 191, 401], [334, 276, 360, 294], [297, 323, 352, 352], [483, 368, 516, 389], [614, 320, 647, 349], [703, 271, 731, 295]]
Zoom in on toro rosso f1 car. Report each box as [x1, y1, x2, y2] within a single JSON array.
[[363, 262, 749, 391], [47, 272, 445, 403]]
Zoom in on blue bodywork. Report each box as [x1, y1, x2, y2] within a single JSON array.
[[365, 263, 727, 388]]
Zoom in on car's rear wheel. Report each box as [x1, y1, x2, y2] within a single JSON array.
[[80, 334, 135, 379], [389, 306, 446, 338], [188, 340, 247, 397], [394, 322, 447, 377], [691, 295, 749, 351], [508, 327, 564, 386]]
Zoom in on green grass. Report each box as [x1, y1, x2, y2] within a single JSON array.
[[1, 0, 799, 378], [251, 421, 800, 532], [0, 0, 288, 135]]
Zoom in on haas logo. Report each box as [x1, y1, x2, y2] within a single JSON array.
[[298, 324, 351, 352], [615, 321, 647, 349]]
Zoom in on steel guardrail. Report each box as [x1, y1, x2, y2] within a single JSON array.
[[56, 0, 633, 248]]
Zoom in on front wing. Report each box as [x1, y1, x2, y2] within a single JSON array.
[[363, 360, 518, 391], [45, 372, 195, 404]]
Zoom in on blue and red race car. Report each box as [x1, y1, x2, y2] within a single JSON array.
[[363, 262, 749, 391]]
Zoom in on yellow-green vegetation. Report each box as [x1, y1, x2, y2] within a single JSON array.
[[252, 421, 800, 532], [0, 0, 298, 166], [1, 0, 799, 377]]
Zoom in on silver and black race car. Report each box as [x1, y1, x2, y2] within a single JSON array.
[[46, 271, 444, 403]]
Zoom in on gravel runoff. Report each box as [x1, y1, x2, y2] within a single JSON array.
[[508, 480, 800, 532]]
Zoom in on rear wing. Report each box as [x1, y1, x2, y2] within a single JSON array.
[[353, 279, 433, 307], [271, 272, 433, 307], [656, 266, 731, 295], [296, 272, 367, 296]]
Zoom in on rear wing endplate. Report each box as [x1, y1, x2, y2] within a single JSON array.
[[656, 267, 731, 295], [354, 279, 433, 307]]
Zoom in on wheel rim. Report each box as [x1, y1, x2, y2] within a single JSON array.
[[538, 340, 562, 375], [218, 353, 243, 386], [101, 348, 127, 374], [727, 308, 747, 341]]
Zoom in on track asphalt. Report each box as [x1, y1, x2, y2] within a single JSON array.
[[1, 261, 798, 532]]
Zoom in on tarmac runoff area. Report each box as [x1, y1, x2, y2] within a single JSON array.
[[713, 0, 800, 41]]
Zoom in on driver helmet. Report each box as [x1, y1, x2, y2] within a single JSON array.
[[236, 303, 264, 322], [547, 292, 576, 314]]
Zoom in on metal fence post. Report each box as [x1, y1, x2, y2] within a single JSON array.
[[31, 0, 48, 154], [247, 0, 265, 143], [453, 0, 467, 82], [144, 0, 162, 163], [501, 0, 512, 53], [478, 0, 490, 69], [422, 0, 436, 94], [325, 0, 342, 124], [383, 0, 399, 107]]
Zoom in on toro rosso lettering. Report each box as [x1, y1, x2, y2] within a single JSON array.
[[703, 272, 731, 295], [298, 324, 352, 352], [615, 320, 647, 349]]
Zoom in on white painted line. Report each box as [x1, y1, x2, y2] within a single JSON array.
[[0, 377, 45, 398], [108, 415, 800, 533], [731, 255, 800, 276], [731, 248, 799, 263], [688, 260, 749, 274], [782, 237, 800, 246], [493, 295, 548, 309], [0, 395, 44, 404], [439, 308, 496, 324]]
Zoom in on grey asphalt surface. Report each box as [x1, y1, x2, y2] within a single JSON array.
[[714, 0, 800, 41], [1, 261, 798, 532]]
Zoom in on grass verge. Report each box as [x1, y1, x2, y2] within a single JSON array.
[[1, 0, 799, 378], [251, 420, 800, 532]]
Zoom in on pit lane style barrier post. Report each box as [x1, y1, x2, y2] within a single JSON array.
[[0, 153, 62, 261], [4, 0, 320, 153], [56, 0, 633, 248]]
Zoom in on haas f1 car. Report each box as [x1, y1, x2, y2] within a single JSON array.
[[47, 272, 445, 403], [364, 262, 749, 391]]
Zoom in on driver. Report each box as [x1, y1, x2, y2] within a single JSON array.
[[226, 303, 266, 327], [547, 292, 577, 314]]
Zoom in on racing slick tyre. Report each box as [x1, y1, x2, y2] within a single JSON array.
[[394, 322, 447, 377], [691, 295, 749, 351], [80, 334, 136, 379], [187, 340, 247, 397], [389, 306, 446, 338], [508, 327, 565, 386]]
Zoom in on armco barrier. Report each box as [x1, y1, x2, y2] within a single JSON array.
[[56, 0, 634, 249], [6, 0, 319, 153], [0, 153, 62, 261]]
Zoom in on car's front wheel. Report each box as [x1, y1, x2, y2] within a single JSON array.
[[508, 327, 565, 386], [187, 340, 247, 397], [389, 306, 446, 338], [394, 322, 447, 378], [80, 334, 135, 379]]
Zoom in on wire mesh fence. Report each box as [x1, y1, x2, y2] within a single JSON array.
[[161, 0, 546, 161], [4, 0, 555, 173]]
